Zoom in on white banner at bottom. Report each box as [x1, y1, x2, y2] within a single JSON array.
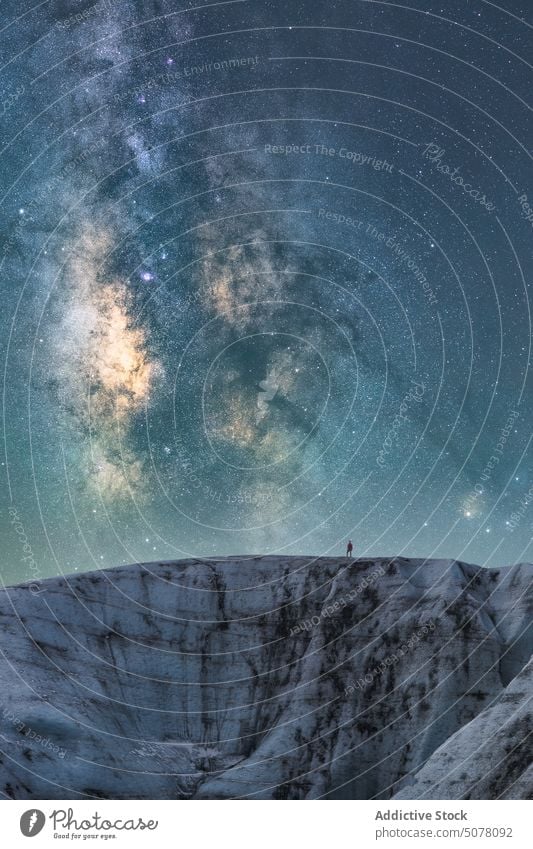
[[1, 799, 530, 848]]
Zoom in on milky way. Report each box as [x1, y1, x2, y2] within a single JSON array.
[[1, 0, 533, 581]]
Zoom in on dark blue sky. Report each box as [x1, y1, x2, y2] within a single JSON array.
[[2, 0, 533, 582]]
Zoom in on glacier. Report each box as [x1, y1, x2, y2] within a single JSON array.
[[0, 556, 530, 799]]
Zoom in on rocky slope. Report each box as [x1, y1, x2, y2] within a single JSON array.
[[394, 656, 532, 799], [0, 556, 530, 799]]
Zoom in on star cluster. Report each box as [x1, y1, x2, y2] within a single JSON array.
[[1, 0, 533, 581]]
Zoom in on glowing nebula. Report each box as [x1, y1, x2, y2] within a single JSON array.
[[54, 226, 159, 503]]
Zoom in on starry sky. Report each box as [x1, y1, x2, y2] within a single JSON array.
[[1, 0, 533, 583]]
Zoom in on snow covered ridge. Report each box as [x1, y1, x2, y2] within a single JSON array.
[[0, 555, 530, 800]]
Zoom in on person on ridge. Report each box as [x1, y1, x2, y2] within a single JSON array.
[[346, 539, 353, 558]]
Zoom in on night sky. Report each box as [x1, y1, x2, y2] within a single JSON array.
[[2, 0, 533, 583]]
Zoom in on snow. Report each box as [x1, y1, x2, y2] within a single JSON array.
[[393, 658, 532, 800], [0, 556, 530, 799]]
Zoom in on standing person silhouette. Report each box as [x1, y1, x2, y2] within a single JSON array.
[[346, 539, 353, 558]]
